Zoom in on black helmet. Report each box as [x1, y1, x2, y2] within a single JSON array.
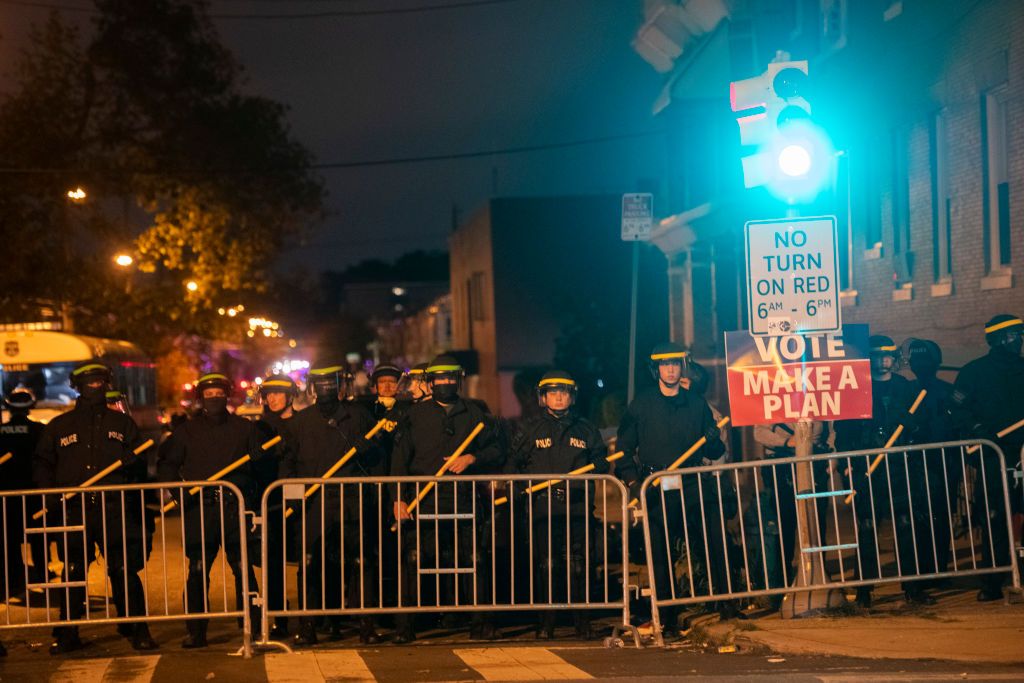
[[3, 388, 36, 412], [371, 363, 403, 383], [906, 338, 942, 366], [648, 341, 689, 380], [260, 374, 298, 398], [984, 314, 1023, 347], [70, 362, 112, 390], [868, 335, 897, 356], [536, 369, 577, 407], [194, 372, 233, 399], [426, 355, 463, 402], [307, 365, 350, 400], [398, 362, 430, 401]]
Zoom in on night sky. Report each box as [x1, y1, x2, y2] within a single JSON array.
[[0, 0, 670, 271]]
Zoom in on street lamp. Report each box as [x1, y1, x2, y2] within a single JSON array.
[[185, 280, 199, 292], [114, 253, 134, 268], [66, 187, 87, 202]]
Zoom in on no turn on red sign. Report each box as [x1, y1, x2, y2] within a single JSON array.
[[745, 215, 841, 336]]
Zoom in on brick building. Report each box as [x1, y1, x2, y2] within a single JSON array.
[[633, 0, 1024, 388]]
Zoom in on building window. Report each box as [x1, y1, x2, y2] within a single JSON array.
[[891, 127, 911, 255], [982, 86, 1011, 272], [833, 151, 854, 290], [858, 139, 884, 253], [929, 110, 952, 281]]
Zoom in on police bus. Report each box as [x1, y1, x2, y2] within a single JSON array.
[[0, 330, 160, 435]]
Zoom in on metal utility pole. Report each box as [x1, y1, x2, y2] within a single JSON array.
[[627, 240, 640, 404]]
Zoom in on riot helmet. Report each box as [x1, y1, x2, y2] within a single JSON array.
[[426, 355, 463, 404], [648, 342, 689, 389], [195, 372, 232, 416], [371, 363, 403, 407], [984, 314, 1023, 356], [869, 335, 897, 379], [2, 388, 36, 415], [71, 362, 112, 405], [260, 374, 297, 416], [536, 369, 576, 417]]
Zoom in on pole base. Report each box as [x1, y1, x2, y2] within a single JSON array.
[[779, 588, 846, 619]]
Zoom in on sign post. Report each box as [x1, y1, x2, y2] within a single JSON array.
[[622, 193, 653, 404]]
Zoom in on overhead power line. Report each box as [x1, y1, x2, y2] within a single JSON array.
[[0, 129, 668, 176]]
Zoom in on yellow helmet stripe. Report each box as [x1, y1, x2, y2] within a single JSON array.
[[985, 318, 1023, 334], [538, 378, 576, 388], [198, 373, 230, 383], [309, 366, 343, 376], [407, 368, 423, 375], [262, 379, 293, 388], [650, 352, 687, 360], [72, 363, 109, 376], [871, 345, 897, 352], [427, 364, 462, 373]]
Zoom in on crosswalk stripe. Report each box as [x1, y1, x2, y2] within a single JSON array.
[[265, 652, 326, 682], [102, 655, 161, 682], [51, 657, 113, 682], [313, 650, 377, 681], [454, 647, 593, 681]]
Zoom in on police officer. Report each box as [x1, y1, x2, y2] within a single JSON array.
[[282, 365, 381, 645], [949, 314, 1024, 601], [507, 370, 607, 640], [365, 364, 403, 420], [904, 340, 959, 582], [157, 372, 262, 648], [835, 335, 920, 606], [33, 363, 156, 654], [400, 363, 431, 403], [0, 389, 46, 603], [391, 355, 505, 643], [255, 374, 297, 639], [616, 342, 727, 635]]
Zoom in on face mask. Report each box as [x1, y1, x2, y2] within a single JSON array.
[[378, 396, 396, 410], [79, 385, 106, 405], [203, 397, 228, 416], [432, 383, 458, 403]]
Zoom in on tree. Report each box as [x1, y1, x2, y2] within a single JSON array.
[[0, 2, 324, 361]]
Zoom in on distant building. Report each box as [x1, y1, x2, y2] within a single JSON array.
[[449, 195, 668, 418], [377, 293, 453, 368]]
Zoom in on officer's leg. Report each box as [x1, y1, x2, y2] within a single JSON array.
[[295, 519, 324, 646], [104, 518, 157, 650], [647, 488, 686, 633], [849, 458, 881, 606], [182, 504, 218, 648], [49, 512, 89, 654], [264, 503, 289, 637], [532, 511, 555, 638], [976, 452, 1012, 600], [343, 520, 381, 643], [394, 519, 432, 643], [568, 514, 594, 639], [464, 514, 498, 640]]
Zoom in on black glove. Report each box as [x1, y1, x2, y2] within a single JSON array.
[[591, 454, 611, 475]]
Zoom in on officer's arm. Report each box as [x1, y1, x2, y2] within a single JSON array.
[[32, 424, 58, 489], [156, 431, 186, 482], [698, 402, 726, 460], [467, 417, 504, 470], [506, 425, 530, 474], [615, 401, 641, 483], [390, 419, 412, 477], [949, 366, 984, 438], [586, 425, 611, 474], [121, 418, 147, 483]]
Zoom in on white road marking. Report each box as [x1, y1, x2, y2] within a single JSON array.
[[455, 647, 593, 681]]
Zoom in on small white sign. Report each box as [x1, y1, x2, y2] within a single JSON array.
[[745, 215, 841, 336], [621, 193, 654, 241]]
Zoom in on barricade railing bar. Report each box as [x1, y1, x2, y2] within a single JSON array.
[[0, 480, 253, 657], [257, 474, 637, 648], [638, 439, 1021, 645]]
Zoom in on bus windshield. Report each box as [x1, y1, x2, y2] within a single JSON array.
[[2, 362, 78, 408]]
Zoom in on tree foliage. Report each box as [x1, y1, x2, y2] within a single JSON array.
[[0, 1, 324, 358]]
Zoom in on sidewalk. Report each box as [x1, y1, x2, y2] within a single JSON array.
[[706, 583, 1024, 664]]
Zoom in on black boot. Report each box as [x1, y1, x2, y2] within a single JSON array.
[[855, 587, 872, 608], [182, 620, 208, 649], [50, 627, 83, 655], [270, 617, 290, 640], [393, 616, 415, 644], [470, 619, 500, 641], [0, 640, 6, 657], [536, 611, 556, 640], [574, 613, 595, 640], [359, 618, 382, 644], [294, 618, 318, 646], [131, 623, 158, 651]]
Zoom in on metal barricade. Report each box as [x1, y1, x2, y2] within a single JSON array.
[[638, 439, 1021, 646], [0, 481, 254, 657], [257, 474, 638, 648]]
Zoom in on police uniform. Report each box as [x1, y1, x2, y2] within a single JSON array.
[[390, 356, 504, 643], [33, 364, 155, 653], [948, 315, 1024, 600], [0, 392, 46, 597], [507, 371, 607, 639], [156, 374, 262, 648], [616, 343, 728, 632], [834, 335, 919, 605], [282, 389, 380, 644]]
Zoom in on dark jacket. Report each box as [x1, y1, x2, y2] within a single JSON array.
[[280, 401, 378, 480], [834, 374, 917, 453], [950, 348, 1024, 460], [1, 413, 45, 490], [615, 386, 724, 484], [391, 398, 503, 477], [34, 400, 145, 490], [156, 411, 262, 509]]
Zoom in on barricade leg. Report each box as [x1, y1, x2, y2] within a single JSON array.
[[975, 449, 1013, 599]]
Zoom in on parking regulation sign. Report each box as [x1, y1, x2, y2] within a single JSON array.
[[621, 193, 653, 241], [745, 215, 841, 336]]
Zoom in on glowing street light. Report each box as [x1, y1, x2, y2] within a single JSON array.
[[66, 187, 87, 201], [778, 144, 812, 177], [114, 253, 134, 267], [185, 280, 199, 292]]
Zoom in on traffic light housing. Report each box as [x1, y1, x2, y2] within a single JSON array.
[[731, 60, 831, 201]]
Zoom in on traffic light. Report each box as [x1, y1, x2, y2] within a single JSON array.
[[731, 60, 832, 202]]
